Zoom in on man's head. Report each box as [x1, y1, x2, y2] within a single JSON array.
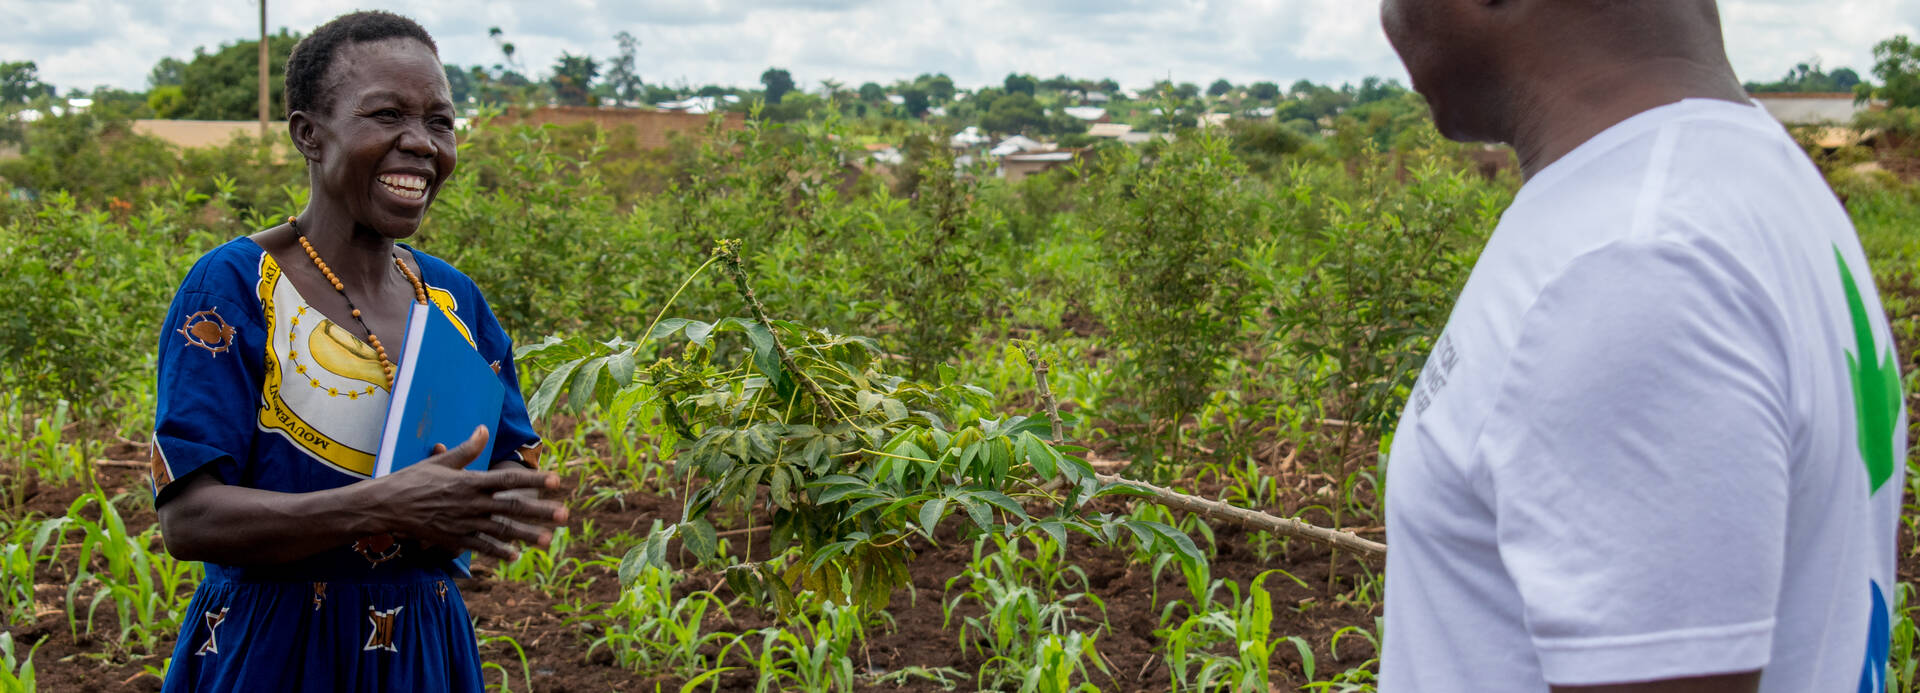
[[1380, 0, 1734, 144]]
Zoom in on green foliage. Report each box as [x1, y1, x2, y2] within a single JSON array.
[[1090, 126, 1252, 444], [1745, 60, 1862, 93], [874, 150, 1001, 377], [0, 110, 178, 206], [1265, 137, 1506, 432], [1154, 569, 1306, 691], [0, 62, 53, 106], [52, 489, 201, 656], [740, 594, 863, 692], [0, 632, 40, 692], [1864, 35, 1920, 108], [146, 86, 187, 118], [528, 241, 1200, 618], [549, 53, 600, 107], [942, 535, 1109, 689], [172, 30, 300, 120], [981, 92, 1048, 135], [761, 68, 795, 105], [0, 185, 222, 414], [575, 562, 734, 676]]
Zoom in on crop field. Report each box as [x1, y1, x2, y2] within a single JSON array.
[[1, 110, 1918, 692]]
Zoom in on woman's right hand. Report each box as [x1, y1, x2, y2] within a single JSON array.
[[358, 426, 568, 560]]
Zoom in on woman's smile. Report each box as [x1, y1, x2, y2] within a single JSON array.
[[375, 172, 430, 203]]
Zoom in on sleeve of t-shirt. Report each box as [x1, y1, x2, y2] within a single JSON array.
[[151, 285, 261, 505], [1478, 237, 1790, 685], [471, 288, 542, 468]]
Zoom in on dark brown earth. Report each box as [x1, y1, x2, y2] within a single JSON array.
[[7, 433, 1386, 693], [11, 270, 1920, 692]]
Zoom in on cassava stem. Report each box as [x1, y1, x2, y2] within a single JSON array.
[[1025, 344, 1387, 563], [714, 240, 840, 424]]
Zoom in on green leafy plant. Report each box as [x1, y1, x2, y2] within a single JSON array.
[[576, 559, 734, 677], [525, 240, 1201, 617], [1089, 125, 1254, 459]]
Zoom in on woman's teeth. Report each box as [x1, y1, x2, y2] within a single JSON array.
[[377, 174, 427, 201]]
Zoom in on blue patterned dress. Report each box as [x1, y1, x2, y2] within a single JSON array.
[[150, 237, 542, 692]]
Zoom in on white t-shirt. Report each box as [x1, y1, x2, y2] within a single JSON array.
[[1380, 99, 1906, 691]]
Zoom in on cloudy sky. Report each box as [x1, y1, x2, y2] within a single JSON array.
[[7, 0, 1918, 95]]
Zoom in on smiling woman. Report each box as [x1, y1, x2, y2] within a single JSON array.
[[146, 11, 568, 693]]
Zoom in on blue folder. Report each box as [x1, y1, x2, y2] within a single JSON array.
[[374, 301, 504, 476]]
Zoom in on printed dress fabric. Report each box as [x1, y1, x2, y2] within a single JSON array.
[[149, 237, 542, 692]]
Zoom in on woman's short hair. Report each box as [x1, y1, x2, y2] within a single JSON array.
[[285, 11, 439, 116]]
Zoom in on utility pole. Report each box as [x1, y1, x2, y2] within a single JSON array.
[[258, 0, 268, 138]]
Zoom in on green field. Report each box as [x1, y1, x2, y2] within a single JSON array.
[[0, 107, 1916, 691]]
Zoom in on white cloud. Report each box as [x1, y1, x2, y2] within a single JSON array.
[[2, 0, 1910, 95]]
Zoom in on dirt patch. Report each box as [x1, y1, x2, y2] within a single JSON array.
[[8, 455, 1379, 692]]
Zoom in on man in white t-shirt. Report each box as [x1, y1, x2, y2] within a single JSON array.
[[1376, 2, 1906, 692]]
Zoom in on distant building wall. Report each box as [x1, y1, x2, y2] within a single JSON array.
[[133, 120, 283, 149], [500, 107, 746, 149], [1751, 93, 1871, 125]]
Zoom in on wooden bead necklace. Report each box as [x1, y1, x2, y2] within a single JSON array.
[[287, 216, 427, 389]]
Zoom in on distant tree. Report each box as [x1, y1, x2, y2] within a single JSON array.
[[488, 27, 520, 72], [1746, 59, 1864, 94], [1248, 81, 1280, 101], [1040, 74, 1078, 92], [604, 31, 643, 106], [1207, 79, 1233, 97], [761, 67, 795, 104], [1174, 82, 1201, 100], [1354, 76, 1406, 105], [164, 30, 300, 119], [1832, 67, 1863, 90], [1860, 35, 1920, 107], [1097, 78, 1120, 93], [858, 82, 885, 102], [980, 91, 1046, 134], [549, 53, 599, 106], [148, 57, 186, 88], [900, 87, 930, 117], [146, 85, 187, 118], [443, 64, 472, 105], [0, 62, 53, 106], [917, 73, 956, 102], [1289, 79, 1316, 96], [1004, 73, 1037, 96]]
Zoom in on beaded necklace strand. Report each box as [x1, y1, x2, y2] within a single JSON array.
[[287, 215, 427, 389]]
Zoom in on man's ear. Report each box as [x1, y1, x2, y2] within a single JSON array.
[[288, 112, 323, 164]]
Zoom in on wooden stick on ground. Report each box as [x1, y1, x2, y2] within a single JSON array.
[[1024, 346, 1387, 563], [1092, 472, 1385, 562]]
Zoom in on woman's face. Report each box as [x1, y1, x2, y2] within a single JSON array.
[[300, 38, 456, 239]]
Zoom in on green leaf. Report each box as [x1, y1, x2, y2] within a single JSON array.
[[646, 318, 692, 341], [918, 497, 949, 537], [527, 355, 587, 420], [959, 497, 994, 530], [567, 355, 609, 412], [685, 320, 716, 346], [770, 465, 793, 509], [972, 490, 1030, 522], [881, 397, 908, 422], [681, 518, 718, 560], [606, 351, 636, 387], [815, 483, 875, 505]]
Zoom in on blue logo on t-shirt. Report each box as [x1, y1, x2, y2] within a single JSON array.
[[1859, 580, 1889, 693]]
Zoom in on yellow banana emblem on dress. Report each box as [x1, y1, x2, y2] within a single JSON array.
[[309, 320, 389, 390]]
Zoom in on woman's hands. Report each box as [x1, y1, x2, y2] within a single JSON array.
[[359, 426, 568, 560]]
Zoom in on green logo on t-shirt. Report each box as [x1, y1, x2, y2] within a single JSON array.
[[1835, 246, 1900, 495]]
